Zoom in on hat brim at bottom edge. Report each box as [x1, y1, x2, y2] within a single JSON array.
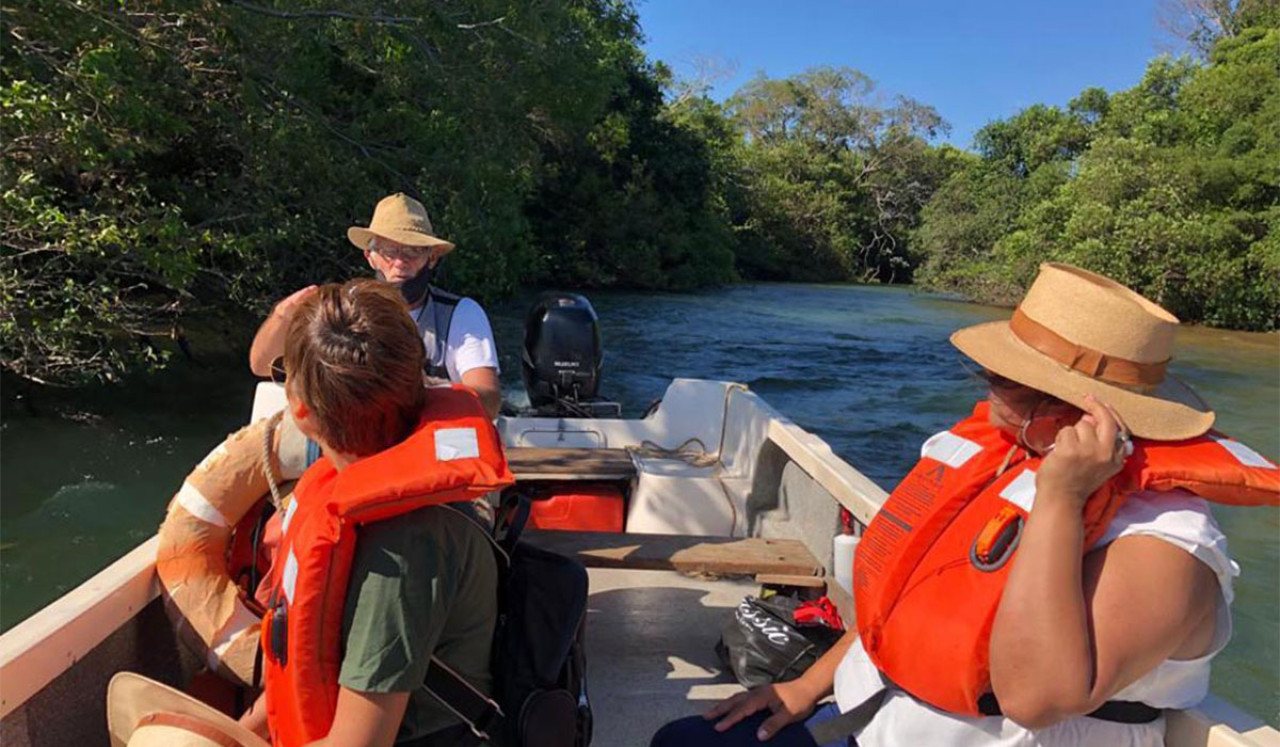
[[950, 321, 1215, 441], [107, 672, 271, 747], [347, 227, 455, 256]]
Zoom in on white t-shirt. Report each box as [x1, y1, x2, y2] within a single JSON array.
[[832, 490, 1237, 747], [416, 296, 499, 383]]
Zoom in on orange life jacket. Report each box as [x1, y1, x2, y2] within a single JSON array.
[[261, 386, 515, 747], [853, 401, 1279, 716]]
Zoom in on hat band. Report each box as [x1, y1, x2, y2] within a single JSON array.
[[371, 223, 434, 235], [135, 712, 243, 747], [1010, 308, 1168, 388]]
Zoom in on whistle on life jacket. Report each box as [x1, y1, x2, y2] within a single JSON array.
[[263, 597, 288, 668], [970, 505, 1023, 572]]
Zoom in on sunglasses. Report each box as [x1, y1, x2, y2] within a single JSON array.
[[968, 365, 1023, 391], [269, 356, 287, 384]]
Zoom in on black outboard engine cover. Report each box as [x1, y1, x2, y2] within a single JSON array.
[[522, 293, 603, 409]]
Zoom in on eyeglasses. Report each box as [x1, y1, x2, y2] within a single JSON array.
[[372, 245, 429, 263], [269, 356, 287, 384]]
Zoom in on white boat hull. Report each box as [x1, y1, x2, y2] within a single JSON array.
[[3, 380, 1275, 747]]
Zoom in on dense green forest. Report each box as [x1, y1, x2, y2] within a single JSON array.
[[3, 0, 1278, 387]]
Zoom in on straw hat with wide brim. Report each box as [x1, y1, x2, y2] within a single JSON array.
[[107, 672, 271, 747], [347, 193, 456, 257], [950, 262, 1214, 441]]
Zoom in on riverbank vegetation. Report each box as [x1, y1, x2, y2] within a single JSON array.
[[3, 1, 1278, 386]]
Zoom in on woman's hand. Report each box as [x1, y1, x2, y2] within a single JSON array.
[[1035, 394, 1129, 506], [703, 679, 819, 741]]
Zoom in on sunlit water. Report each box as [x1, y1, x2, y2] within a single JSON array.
[[2, 284, 1276, 723]]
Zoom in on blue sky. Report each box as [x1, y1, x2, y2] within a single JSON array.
[[635, 0, 1175, 148]]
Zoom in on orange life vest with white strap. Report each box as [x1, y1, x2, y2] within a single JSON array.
[[261, 386, 515, 747], [853, 401, 1279, 717]]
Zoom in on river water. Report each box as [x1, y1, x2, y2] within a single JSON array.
[[2, 283, 1276, 724]]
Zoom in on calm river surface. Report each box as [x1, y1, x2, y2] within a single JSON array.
[[2, 283, 1277, 723]]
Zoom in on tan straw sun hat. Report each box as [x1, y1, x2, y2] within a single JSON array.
[[951, 262, 1214, 441], [107, 672, 271, 747], [346, 193, 456, 256]]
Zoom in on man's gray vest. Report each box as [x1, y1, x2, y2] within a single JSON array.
[[416, 285, 461, 381]]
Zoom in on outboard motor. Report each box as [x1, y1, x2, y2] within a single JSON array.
[[521, 293, 621, 418], [516, 293, 627, 533]]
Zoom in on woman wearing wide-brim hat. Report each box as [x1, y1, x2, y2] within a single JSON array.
[[653, 263, 1278, 747]]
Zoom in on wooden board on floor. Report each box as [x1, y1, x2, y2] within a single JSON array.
[[505, 447, 635, 481], [755, 573, 827, 589], [523, 530, 823, 577]]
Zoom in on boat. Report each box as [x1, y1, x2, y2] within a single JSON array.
[[3, 296, 1278, 747]]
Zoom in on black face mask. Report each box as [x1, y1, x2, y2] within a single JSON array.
[[376, 264, 432, 307]]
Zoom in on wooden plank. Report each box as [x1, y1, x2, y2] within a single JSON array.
[[755, 573, 827, 589], [0, 536, 160, 718], [505, 447, 635, 481], [523, 530, 822, 576]]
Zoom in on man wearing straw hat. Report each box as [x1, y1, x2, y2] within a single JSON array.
[[249, 193, 502, 419], [652, 262, 1278, 747]]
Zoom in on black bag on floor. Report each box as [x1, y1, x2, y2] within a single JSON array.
[[716, 594, 843, 689], [426, 498, 592, 747]]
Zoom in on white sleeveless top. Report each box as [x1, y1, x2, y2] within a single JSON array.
[[832, 490, 1238, 747]]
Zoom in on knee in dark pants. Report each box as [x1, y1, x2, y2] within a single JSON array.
[[651, 715, 720, 747]]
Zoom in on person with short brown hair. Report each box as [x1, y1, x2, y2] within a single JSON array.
[[281, 279, 426, 457], [238, 278, 506, 747]]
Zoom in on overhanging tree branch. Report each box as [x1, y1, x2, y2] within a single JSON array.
[[222, 0, 422, 25]]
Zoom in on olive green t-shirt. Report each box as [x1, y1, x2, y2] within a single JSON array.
[[338, 504, 499, 743]]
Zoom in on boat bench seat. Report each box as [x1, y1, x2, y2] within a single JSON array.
[[505, 447, 636, 481], [522, 530, 824, 577]]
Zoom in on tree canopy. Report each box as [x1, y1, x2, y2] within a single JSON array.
[[915, 26, 1280, 330], [2, 1, 1276, 387]]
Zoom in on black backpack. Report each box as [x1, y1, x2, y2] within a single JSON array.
[[426, 497, 592, 747]]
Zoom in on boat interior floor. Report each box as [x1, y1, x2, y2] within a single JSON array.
[[585, 568, 754, 747]]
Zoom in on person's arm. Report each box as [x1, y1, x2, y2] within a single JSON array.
[[989, 395, 1220, 729], [461, 366, 501, 420], [332, 516, 451, 742], [703, 626, 859, 741], [249, 286, 318, 377], [302, 688, 410, 747], [238, 691, 269, 738], [446, 298, 502, 419]]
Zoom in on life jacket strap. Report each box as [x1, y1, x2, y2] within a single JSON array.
[[806, 687, 889, 744], [977, 692, 1161, 724], [810, 686, 1160, 743], [423, 655, 504, 742]]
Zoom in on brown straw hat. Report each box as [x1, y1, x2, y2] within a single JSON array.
[[107, 672, 270, 747], [346, 193, 456, 257], [950, 262, 1214, 441]]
